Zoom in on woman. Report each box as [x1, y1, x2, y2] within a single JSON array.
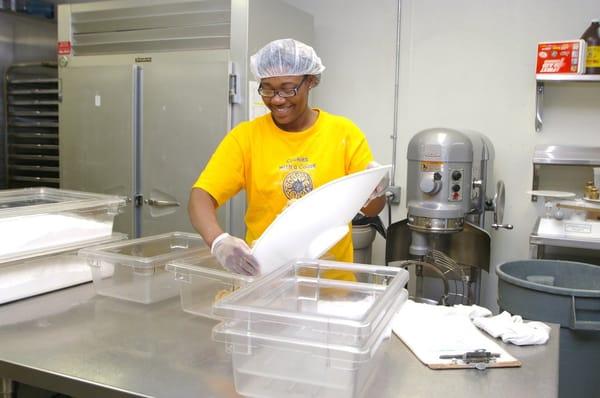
[[189, 38, 386, 275]]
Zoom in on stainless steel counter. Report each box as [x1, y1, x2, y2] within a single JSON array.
[[0, 284, 559, 398]]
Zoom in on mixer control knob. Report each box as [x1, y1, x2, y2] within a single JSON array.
[[452, 170, 462, 180], [419, 173, 442, 195], [452, 184, 461, 192]]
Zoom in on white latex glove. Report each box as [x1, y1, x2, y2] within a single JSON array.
[[211, 233, 260, 276], [364, 161, 390, 205]]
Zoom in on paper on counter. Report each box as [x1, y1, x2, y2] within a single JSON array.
[[392, 300, 520, 369]]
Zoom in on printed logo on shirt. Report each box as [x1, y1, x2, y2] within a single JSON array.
[[279, 156, 316, 171], [282, 171, 313, 199]]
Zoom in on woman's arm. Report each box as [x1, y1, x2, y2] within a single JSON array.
[[188, 188, 224, 248], [189, 187, 259, 275]]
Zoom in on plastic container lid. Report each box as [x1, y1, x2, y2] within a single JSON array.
[[79, 232, 209, 270], [213, 259, 409, 340], [251, 165, 392, 275], [166, 255, 254, 283], [0, 187, 126, 218], [1, 232, 128, 265]]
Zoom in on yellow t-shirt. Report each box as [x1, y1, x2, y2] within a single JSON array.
[[193, 109, 374, 264]]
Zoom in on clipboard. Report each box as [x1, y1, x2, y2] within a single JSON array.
[[392, 301, 522, 370]]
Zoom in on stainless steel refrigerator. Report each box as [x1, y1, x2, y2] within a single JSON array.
[[58, 0, 313, 237]]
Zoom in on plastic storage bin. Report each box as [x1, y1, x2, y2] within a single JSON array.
[[0, 233, 126, 304], [213, 260, 409, 345], [497, 260, 600, 398], [213, 260, 409, 398], [79, 232, 209, 304], [0, 187, 126, 262], [166, 255, 254, 320]]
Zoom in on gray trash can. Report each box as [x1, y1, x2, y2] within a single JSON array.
[[496, 260, 600, 398]]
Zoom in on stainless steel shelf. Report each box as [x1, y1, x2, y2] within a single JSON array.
[[10, 144, 59, 150], [8, 120, 59, 128], [536, 74, 600, 82], [9, 154, 59, 161], [10, 176, 60, 184], [7, 78, 59, 84], [8, 132, 58, 139], [530, 233, 600, 251], [10, 110, 58, 117], [8, 88, 59, 95], [8, 99, 59, 105], [535, 73, 600, 132], [533, 145, 600, 166], [9, 165, 59, 172]]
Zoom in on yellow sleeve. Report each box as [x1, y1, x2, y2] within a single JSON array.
[[192, 130, 246, 207], [345, 121, 374, 174]]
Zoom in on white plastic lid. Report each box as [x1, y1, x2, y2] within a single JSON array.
[[252, 165, 392, 275], [0, 187, 126, 219], [79, 232, 209, 269]]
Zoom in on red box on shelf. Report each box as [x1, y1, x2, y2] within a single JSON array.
[[536, 40, 586, 74]]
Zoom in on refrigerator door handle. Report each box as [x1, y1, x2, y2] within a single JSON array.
[[144, 198, 181, 208]]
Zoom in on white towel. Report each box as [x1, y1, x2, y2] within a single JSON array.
[[472, 311, 550, 345], [453, 304, 492, 320]]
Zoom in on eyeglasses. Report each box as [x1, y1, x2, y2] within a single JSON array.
[[258, 75, 308, 98]]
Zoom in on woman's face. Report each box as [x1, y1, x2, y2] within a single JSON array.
[[259, 75, 315, 131]]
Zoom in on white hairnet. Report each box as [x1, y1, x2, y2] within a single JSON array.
[[250, 38, 325, 81]]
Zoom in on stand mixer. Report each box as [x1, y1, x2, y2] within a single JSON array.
[[386, 128, 512, 305]]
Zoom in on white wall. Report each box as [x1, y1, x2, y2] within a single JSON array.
[[291, 0, 600, 310]]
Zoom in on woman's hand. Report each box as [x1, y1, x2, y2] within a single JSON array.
[[211, 233, 260, 276]]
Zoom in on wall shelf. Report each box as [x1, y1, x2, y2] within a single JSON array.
[[535, 74, 600, 132]]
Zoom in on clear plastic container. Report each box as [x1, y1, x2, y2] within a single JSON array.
[[79, 232, 209, 304], [214, 288, 408, 398], [0, 233, 127, 304], [166, 255, 254, 320], [0, 187, 126, 262], [213, 260, 409, 346], [212, 260, 409, 398]]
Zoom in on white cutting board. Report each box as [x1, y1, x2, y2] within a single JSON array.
[[252, 165, 392, 275]]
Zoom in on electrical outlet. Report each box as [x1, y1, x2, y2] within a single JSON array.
[[386, 185, 402, 205]]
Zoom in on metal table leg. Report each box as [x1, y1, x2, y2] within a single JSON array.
[[1, 378, 15, 398]]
